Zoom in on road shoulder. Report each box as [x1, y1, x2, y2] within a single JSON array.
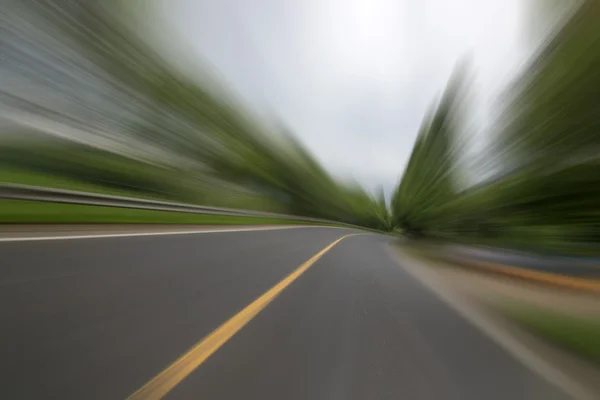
[[387, 242, 600, 400]]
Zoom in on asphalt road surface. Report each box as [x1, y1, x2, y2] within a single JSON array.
[[0, 226, 572, 399]]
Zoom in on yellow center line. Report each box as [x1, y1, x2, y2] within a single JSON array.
[[126, 233, 358, 400]]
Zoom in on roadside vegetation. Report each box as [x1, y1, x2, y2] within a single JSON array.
[[503, 304, 600, 365], [390, 0, 600, 368], [0, 1, 392, 231], [0, 200, 335, 226], [391, 0, 600, 256]]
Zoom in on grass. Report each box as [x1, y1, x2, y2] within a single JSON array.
[[0, 167, 169, 200], [0, 168, 359, 228], [0, 199, 325, 225], [503, 303, 600, 365]]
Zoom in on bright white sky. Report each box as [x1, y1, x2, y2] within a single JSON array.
[[149, 0, 536, 194]]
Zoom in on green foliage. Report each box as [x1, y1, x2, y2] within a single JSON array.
[[499, 0, 600, 169], [392, 1, 600, 251], [504, 304, 600, 365], [0, 1, 391, 230], [0, 138, 190, 199], [392, 64, 467, 234], [0, 200, 323, 225]]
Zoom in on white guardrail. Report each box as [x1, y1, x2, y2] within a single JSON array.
[[0, 183, 364, 229]]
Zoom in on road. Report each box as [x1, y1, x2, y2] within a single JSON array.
[[0, 226, 572, 399]]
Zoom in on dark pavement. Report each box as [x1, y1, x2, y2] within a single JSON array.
[[0, 227, 572, 399]]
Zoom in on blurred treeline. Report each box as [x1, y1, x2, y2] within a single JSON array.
[[0, 1, 391, 230], [392, 0, 600, 254]]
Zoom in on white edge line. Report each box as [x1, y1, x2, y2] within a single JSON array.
[[384, 244, 596, 400], [0, 225, 349, 242]]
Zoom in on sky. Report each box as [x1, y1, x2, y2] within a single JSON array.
[[149, 0, 532, 194]]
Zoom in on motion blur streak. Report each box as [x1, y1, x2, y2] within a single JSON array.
[[392, 0, 600, 255], [389, 2, 600, 394], [127, 234, 356, 400], [0, 0, 390, 230], [2, 0, 600, 400]]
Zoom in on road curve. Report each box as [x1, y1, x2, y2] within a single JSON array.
[[0, 227, 571, 399]]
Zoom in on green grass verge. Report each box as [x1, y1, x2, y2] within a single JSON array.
[[0, 200, 326, 225], [503, 303, 600, 365], [0, 168, 168, 200]]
